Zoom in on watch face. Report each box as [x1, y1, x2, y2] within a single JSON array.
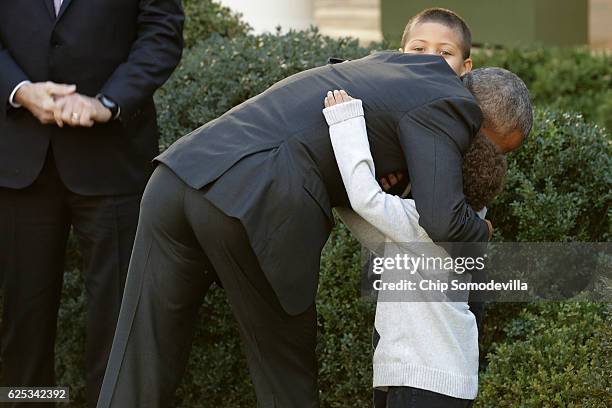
[[102, 96, 116, 109], [98, 94, 119, 118]]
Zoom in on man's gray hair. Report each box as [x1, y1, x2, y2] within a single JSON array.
[[462, 67, 533, 140]]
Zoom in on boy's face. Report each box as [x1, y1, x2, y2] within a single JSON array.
[[402, 22, 472, 76]]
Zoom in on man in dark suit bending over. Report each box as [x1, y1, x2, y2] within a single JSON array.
[[97, 53, 532, 407], [0, 1, 184, 406]]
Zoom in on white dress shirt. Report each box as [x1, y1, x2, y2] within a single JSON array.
[[54, 0, 64, 15]]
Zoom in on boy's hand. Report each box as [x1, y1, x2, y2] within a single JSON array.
[[380, 171, 406, 192], [324, 89, 353, 107]]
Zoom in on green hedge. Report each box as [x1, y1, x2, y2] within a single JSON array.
[[182, 0, 250, 48], [476, 302, 612, 408], [490, 109, 611, 242], [472, 47, 612, 131], [6, 5, 611, 406]]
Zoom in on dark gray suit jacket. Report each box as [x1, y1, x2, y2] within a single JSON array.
[[157, 52, 487, 315]]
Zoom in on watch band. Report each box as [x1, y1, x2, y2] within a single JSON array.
[[96, 94, 120, 120]]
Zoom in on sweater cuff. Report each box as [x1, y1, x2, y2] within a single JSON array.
[[323, 99, 364, 126]]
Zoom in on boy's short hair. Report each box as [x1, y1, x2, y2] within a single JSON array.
[[401, 8, 472, 59], [462, 133, 507, 211]]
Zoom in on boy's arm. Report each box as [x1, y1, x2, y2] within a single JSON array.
[[334, 207, 387, 257], [323, 98, 426, 244]]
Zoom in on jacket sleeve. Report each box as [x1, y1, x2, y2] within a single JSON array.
[[0, 35, 29, 119], [398, 96, 488, 243], [324, 99, 427, 244], [99, 0, 184, 119]]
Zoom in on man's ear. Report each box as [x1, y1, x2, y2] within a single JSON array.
[[462, 58, 473, 74]]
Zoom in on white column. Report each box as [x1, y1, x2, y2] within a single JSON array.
[[219, 0, 314, 33]]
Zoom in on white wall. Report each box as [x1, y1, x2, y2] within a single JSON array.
[[314, 0, 382, 44], [219, 0, 314, 33], [590, 0, 612, 49]]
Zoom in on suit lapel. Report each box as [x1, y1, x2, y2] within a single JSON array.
[[43, 0, 56, 20]]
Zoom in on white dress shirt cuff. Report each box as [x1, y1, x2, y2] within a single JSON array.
[[9, 80, 31, 108], [476, 207, 487, 219], [322, 99, 364, 126]]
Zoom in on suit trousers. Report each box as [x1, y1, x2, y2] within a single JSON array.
[[97, 164, 319, 408], [0, 150, 141, 407]]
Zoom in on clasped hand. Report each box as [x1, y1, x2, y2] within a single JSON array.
[[14, 81, 112, 127]]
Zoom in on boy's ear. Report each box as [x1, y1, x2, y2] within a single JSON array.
[[463, 58, 473, 74]]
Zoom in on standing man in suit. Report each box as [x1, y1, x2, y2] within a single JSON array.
[[97, 53, 530, 407], [0, 0, 184, 406]]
